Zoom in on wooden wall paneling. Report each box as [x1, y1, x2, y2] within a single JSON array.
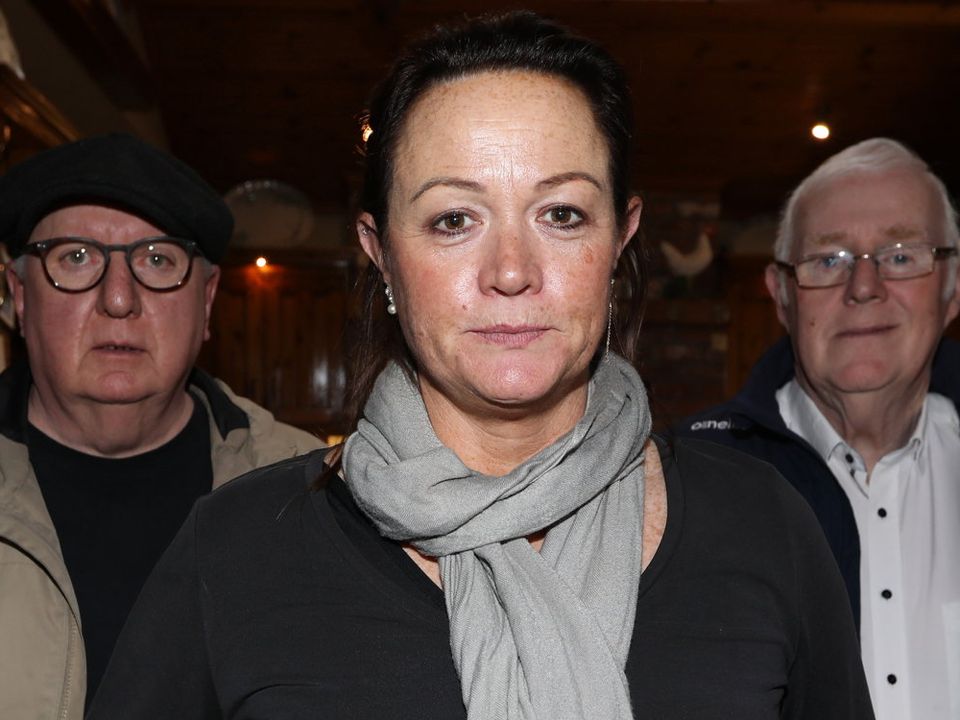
[[724, 255, 784, 397], [266, 262, 354, 435], [198, 251, 361, 437], [200, 265, 267, 402], [640, 298, 730, 431]]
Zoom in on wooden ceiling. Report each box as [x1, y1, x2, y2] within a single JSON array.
[[120, 1, 960, 214]]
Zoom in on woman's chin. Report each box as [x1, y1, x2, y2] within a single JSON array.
[[465, 362, 586, 413]]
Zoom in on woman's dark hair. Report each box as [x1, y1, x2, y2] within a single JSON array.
[[346, 10, 646, 434]]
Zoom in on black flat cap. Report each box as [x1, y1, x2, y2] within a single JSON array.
[[0, 133, 233, 261]]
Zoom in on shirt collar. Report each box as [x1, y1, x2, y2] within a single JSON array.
[[777, 378, 938, 466], [776, 379, 848, 464]]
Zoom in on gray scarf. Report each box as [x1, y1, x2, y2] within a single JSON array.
[[343, 354, 651, 720]]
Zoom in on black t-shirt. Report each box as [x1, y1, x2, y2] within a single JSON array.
[[29, 395, 213, 703], [89, 439, 874, 719]]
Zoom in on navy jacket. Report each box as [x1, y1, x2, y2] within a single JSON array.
[[674, 335, 960, 629]]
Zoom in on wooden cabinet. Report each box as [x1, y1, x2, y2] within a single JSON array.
[[197, 249, 362, 438]]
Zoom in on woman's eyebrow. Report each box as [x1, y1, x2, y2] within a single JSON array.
[[537, 172, 603, 190], [410, 177, 483, 202], [410, 172, 602, 202]]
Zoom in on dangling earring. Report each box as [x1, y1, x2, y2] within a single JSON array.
[[605, 277, 614, 358], [385, 284, 397, 315]]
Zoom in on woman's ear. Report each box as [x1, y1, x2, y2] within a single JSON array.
[[616, 195, 643, 261], [357, 213, 389, 282]]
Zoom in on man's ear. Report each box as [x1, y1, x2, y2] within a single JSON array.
[[202, 264, 220, 342], [943, 262, 960, 330], [357, 213, 389, 283], [6, 264, 27, 337], [764, 263, 790, 330]]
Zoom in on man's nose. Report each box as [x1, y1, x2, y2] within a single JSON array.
[[844, 255, 887, 304], [96, 253, 143, 318]]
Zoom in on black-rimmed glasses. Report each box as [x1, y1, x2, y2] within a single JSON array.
[[776, 243, 957, 289], [21, 236, 202, 292]]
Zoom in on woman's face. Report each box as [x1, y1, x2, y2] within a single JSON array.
[[360, 70, 641, 420]]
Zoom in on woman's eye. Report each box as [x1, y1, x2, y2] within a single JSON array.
[[542, 206, 583, 227], [433, 211, 475, 234]]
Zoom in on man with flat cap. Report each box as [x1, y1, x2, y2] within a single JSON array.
[[0, 134, 323, 717]]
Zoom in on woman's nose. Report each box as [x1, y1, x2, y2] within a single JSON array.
[[479, 223, 543, 297]]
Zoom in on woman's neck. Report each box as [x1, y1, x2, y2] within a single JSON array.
[[420, 381, 589, 476]]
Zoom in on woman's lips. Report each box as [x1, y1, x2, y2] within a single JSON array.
[[470, 325, 548, 347]]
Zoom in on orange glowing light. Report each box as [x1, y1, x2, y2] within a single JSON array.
[[811, 123, 830, 140], [255, 256, 268, 268]]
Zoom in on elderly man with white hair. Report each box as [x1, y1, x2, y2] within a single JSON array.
[[678, 137, 960, 720]]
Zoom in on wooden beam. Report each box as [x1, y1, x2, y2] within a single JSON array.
[[32, 0, 155, 110], [0, 64, 80, 147]]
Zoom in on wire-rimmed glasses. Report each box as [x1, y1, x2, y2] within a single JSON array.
[[775, 243, 957, 289]]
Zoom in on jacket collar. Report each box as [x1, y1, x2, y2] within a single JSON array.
[[185, 368, 249, 440]]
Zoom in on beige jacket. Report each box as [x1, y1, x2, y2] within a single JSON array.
[[0, 370, 323, 719]]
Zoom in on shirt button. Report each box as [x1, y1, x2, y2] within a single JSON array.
[[845, 453, 854, 464], [881, 589, 892, 599], [878, 508, 887, 518], [887, 674, 897, 685]]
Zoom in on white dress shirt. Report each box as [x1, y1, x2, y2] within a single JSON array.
[[777, 379, 960, 720]]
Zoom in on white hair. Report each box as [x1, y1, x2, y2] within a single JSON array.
[[774, 137, 960, 301]]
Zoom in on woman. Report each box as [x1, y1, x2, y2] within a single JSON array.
[[90, 12, 873, 720]]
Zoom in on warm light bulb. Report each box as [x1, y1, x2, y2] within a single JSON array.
[[255, 256, 268, 268], [811, 123, 830, 140], [362, 121, 373, 143]]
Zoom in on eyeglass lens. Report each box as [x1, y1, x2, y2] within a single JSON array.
[[41, 239, 193, 291], [796, 245, 937, 287]]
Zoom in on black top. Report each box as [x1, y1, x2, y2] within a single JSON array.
[[29, 395, 213, 702], [89, 439, 873, 719]]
